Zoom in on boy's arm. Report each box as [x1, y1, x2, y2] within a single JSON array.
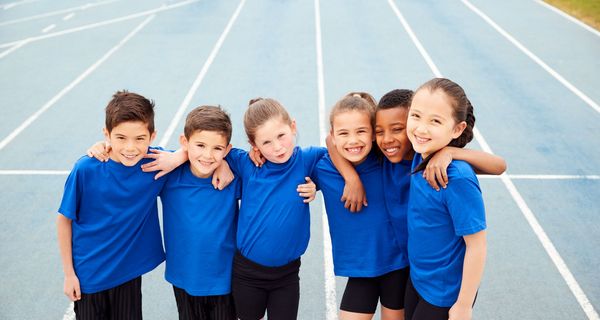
[[86, 141, 110, 162], [424, 147, 507, 191], [326, 135, 367, 212], [141, 149, 188, 179], [449, 230, 487, 320], [57, 214, 81, 301], [212, 160, 234, 190]]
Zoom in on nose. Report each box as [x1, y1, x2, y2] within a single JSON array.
[[382, 131, 394, 144]]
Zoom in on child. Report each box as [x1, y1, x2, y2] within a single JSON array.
[[224, 98, 326, 320], [404, 78, 487, 320], [313, 93, 407, 320], [57, 91, 165, 319], [159, 105, 239, 320]]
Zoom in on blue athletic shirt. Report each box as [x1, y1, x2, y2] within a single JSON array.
[[160, 162, 241, 296], [313, 152, 406, 277], [58, 152, 166, 294], [382, 158, 411, 263], [226, 146, 326, 267], [408, 153, 486, 307]]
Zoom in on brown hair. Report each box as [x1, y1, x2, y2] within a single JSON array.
[[413, 78, 476, 173], [329, 92, 376, 130], [105, 90, 155, 133], [184, 105, 232, 143], [244, 98, 292, 143]]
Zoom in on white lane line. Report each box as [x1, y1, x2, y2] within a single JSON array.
[[0, 0, 199, 49], [0, 0, 118, 27], [158, 0, 247, 147], [2, 0, 39, 10], [461, 0, 600, 115], [314, 1, 337, 319], [533, 0, 600, 38], [0, 40, 28, 59], [62, 302, 74, 320], [63, 12, 75, 21], [0, 170, 70, 175], [41, 24, 56, 33], [478, 174, 600, 180], [387, 1, 600, 319], [0, 15, 155, 152]]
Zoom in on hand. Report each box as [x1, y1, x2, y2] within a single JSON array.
[[63, 274, 81, 302], [449, 302, 472, 320], [249, 147, 265, 167], [86, 141, 110, 162], [212, 160, 234, 190], [341, 177, 367, 213], [297, 177, 317, 203], [141, 149, 181, 179], [424, 148, 453, 191]]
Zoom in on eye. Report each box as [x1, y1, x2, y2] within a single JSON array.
[[214, 146, 224, 151], [262, 140, 271, 146], [375, 130, 383, 136], [278, 133, 286, 139], [432, 119, 442, 125], [392, 126, 404, 133], [409, 113, 420, 119], [196, 143, 205, 148], [116, 136, 125, 140], [137, 137, 145, 141]]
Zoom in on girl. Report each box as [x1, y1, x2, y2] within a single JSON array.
[[404, 78, 487, 320], [313, 93, 408, 320]]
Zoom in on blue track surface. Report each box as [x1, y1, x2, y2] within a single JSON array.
[[1, 1, 599, 319]]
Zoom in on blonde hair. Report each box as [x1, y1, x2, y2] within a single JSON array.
[[329, 92, 376, 129], [244, 98, 292, 143]]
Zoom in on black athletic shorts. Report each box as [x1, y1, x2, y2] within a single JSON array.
[[231, 251, 301, 320], [340, 267, 409, 314], [404, 277, 478, 320], [172, 286, 236, 320], [74, 276, 142, 320]]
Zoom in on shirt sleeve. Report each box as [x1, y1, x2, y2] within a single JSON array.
[[445, 176, 486, 236], [58, 163, 81, 221], [302, 146, 327, 178], [225, 148, 250, 177]]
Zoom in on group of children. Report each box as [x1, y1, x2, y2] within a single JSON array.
[[58, 77, 506, 320]]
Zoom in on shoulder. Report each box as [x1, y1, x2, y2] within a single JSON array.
[[447, 160, 477, 181], [71, 156, 102, 173]]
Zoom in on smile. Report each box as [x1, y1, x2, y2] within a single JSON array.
[[345, 147, 364, 154]]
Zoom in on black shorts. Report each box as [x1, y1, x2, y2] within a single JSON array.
[[172, 286, 236, 320], [74, 276, 142, 320], [404, 277, 478, 320], [231, 252, 301, 320], [340, 267, 409, 314]]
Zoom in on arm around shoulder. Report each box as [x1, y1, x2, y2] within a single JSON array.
[[447, 147, 506, 175]]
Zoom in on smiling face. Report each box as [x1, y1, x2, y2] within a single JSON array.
[[375, 107, 414, 163], [103, 121, 155, 166], [181, 130, 231, 178], [252, 117, 297, 164], [406, 89, 466, 158], [331, 110, 373, 165]]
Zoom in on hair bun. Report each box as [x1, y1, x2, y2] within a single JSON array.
[[248, 97, 263, 106]]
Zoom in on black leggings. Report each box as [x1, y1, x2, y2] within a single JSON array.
[[231, 252, 301, 320], [172, 286, 236, 320], [404, 278, 450, 320]]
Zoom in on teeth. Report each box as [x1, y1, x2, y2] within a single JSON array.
[[415, 136, 429, 144], [385, 148, 398, 153], [346, 147, 362, 154]]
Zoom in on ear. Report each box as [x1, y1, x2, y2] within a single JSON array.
[[149, 131, 157, 144], [223, 143, 233, 157], [179, 134, 188, 151], [290, 119, 297, 135], [329, 129, 337, 146], [103, 128, 110, 141], [452, 121, 467, 139]]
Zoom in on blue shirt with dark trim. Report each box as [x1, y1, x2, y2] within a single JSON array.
[[160, 162, 241, 296], [226, 146, 326, 267], [313, 152, 406, 277], [58, 152, 166, 294], [408, 153, 486, 307]]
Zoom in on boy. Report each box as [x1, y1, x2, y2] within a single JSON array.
[[159, 105, 239, 320], [57, 91, 166, 319]]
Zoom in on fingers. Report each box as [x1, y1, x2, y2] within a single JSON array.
[[435, 166, 448, 189], [141, 161, 158, 172], [424, 169, 440, 191], [154, 171, 166, 180], [212, 176, 219, 189]]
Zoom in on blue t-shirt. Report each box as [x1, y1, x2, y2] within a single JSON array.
[[382, 158, 411, 257], [58, 154, 166, 294], [408, 154, 486, 307], [160, 162, 241, 296], [227, 146, 326, 267], [313, 153, 406, 277]]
